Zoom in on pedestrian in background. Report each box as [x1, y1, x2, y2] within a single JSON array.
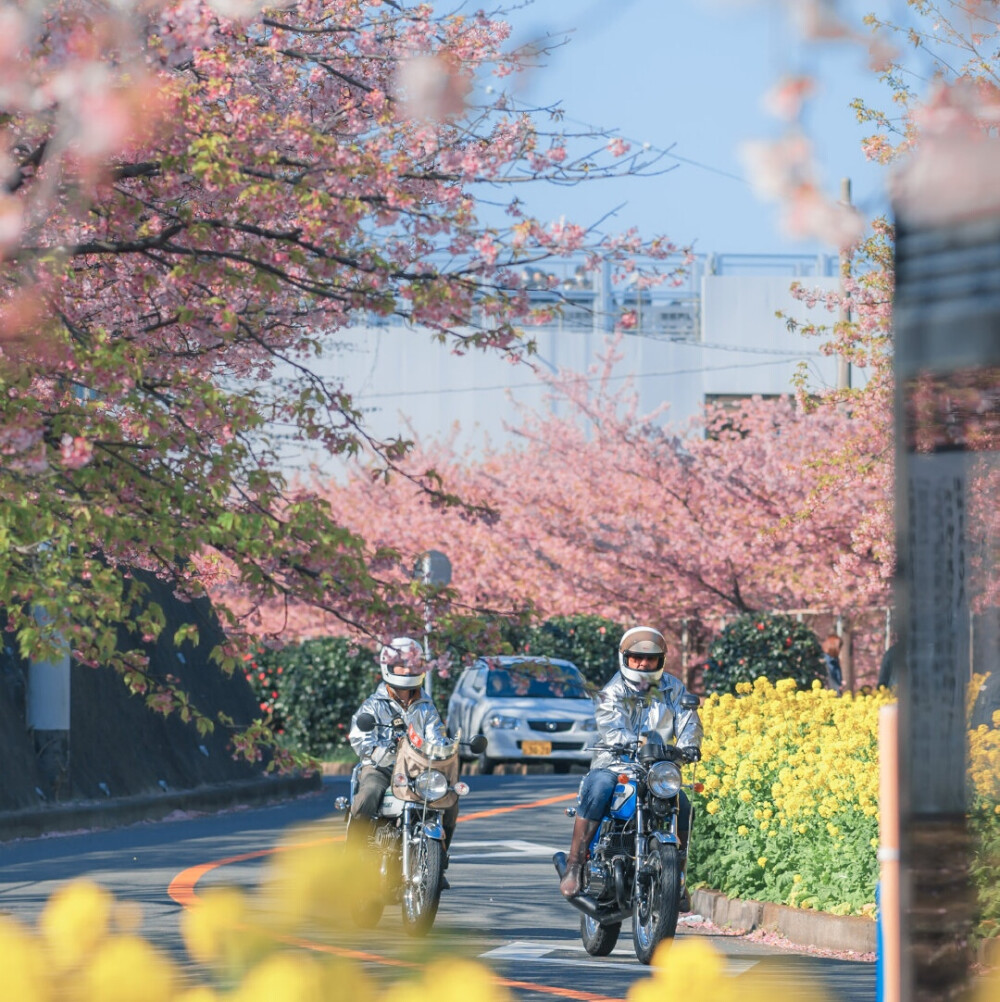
[[822, 634, 845, 693]]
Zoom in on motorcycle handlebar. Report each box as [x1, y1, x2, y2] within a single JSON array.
[[355, 713, 487, 754], [596, 740, 698, 764]]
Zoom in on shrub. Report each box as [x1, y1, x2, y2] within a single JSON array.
[[690, 678, 889, 915], [246, 639, 379, 758], [703, 612, 826, 694]]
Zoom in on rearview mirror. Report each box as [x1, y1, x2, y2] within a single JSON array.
[[356, 712, 377, 732], [469, 734, 488, 754], [680, 694, 700, 710]]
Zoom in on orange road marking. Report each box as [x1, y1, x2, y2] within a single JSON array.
[[274, 936, 623, 1002], [167, 790, 616, 1002], [168, 837, 338, 909]]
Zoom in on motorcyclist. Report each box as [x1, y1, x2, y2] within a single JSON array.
[[347, 637, 458, 867], [558, 626, 703, 906]]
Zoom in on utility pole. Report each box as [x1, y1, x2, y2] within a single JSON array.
[[412, 549, 451, 703], [838, 177, 853, 391]]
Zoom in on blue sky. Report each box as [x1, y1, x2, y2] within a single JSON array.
[[495, 0, 898, 257]]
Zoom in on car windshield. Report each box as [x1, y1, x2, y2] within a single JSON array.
[[486, 663, 589, 699]]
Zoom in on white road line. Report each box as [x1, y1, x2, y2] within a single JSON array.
[[479, 940, 759, 975], [449, 839, 561, 861]]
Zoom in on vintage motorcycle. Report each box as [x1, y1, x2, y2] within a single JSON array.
[[335, 711, 486, 936], [553, 693, 701, 964]]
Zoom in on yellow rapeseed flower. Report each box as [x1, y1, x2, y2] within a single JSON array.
[[0, 915, 51, 1002], [38, 879, 113, 973], [79, 935, 176, 1002], [382, 958, 510, 1002], [627, 939, 727, 1001]]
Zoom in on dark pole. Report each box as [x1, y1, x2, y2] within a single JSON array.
[[893, 215, 1000, 1000]]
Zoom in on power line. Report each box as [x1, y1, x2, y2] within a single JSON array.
[[351, 356, 810, 401]]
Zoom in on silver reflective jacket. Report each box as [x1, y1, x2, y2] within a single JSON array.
[[590, 671, 703, 771], [349, 682, 450, 768]]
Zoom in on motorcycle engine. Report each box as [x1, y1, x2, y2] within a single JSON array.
[[371, 825, 401, 851], [585, 859, 617, 902]]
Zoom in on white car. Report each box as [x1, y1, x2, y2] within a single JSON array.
[[446, 656, 598, 774]]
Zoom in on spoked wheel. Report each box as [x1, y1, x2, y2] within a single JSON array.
[[401, 834, 444, 936], [580, 913, 621, 956], [632, 841, 680, 965]]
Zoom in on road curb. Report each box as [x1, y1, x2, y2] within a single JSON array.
[[0, 772, 322, 843], [691, 888, 876, 955]]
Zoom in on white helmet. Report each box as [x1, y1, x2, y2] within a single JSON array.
[[379, 636, 426, 690], [619, 626, 666, 685]]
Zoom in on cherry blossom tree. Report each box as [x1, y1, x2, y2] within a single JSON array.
[[0, 0, 683, 728]]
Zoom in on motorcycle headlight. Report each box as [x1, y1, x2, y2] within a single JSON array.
[[413, 769, 450, 801], [487, 714, 518, 730], [647, 760, 682, 799]]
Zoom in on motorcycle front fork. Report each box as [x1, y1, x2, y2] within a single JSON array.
[[401, 803, 442, 886]]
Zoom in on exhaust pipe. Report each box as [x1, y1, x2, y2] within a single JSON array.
[[552, 853, 630, 925]]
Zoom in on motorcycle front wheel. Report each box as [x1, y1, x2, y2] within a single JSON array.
[[632, 841, 680, 964], [580, 913, 621, 956], [401, 833, 444, 936]]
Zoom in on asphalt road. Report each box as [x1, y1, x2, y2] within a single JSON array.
[[0, 773, 876, 1001]]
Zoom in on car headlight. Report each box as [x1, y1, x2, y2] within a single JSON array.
[[413, 769, 450, 801], [647, 760, 682, 799], [578, 718, 597, 732], [487, 714, 518, 730]]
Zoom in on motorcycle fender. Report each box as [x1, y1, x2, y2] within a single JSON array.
[[648, 830, 680, 848], [420, 819, 445, 841]]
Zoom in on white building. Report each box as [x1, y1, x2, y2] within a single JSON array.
[[288, 252, 855, 471]]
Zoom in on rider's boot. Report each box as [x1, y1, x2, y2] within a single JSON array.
[[559, 817, 599, 898]]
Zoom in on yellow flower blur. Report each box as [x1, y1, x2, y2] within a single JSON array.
[[627, 938, 834, 1002], [79, 934, 177, 1002], [39, 879, 114, 972], [0, 915, 51, 1002]]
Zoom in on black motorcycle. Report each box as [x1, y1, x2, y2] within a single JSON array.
[[337, 712, 486, 935], [553, 693, 700, 964]]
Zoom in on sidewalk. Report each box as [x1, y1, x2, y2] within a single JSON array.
[[691, 887, 876, 956], [0, 772, 322, 842]]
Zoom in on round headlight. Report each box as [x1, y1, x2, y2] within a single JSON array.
[[413, 769, 449, 801], [647, 760, 682, 799]]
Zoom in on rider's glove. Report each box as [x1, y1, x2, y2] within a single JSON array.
[[681, 746, 702, 763]]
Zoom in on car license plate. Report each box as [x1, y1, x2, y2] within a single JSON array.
[[522, 740, 552, 756]]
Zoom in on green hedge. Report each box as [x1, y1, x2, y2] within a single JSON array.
[[246, 638, 379, 758], [702, 612, 827, 694]]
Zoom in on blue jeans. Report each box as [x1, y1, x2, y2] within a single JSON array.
[[578, 768, 693, 839]]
